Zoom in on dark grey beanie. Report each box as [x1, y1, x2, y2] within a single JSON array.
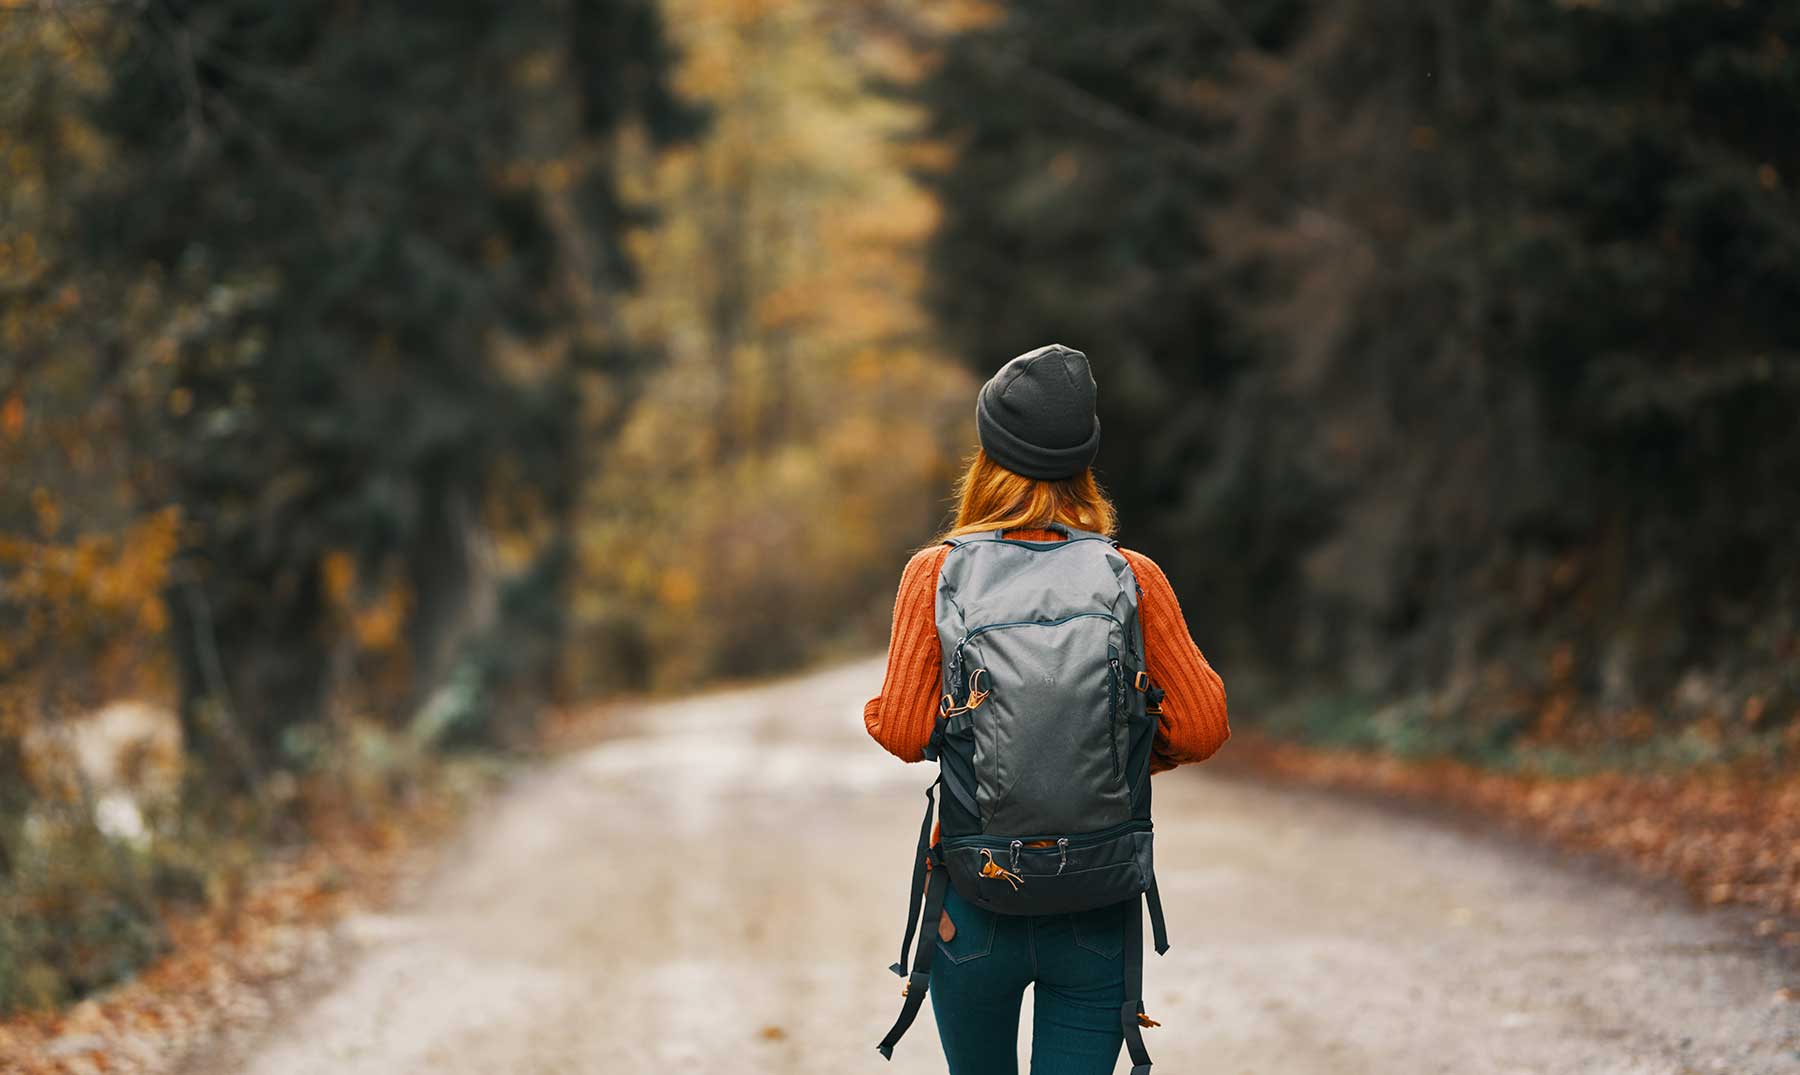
[[976, 343, 1101, 480]]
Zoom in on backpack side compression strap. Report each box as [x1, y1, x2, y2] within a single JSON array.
[[876, 861, 950, 1060], [1146, 877, 1170, 956], [1121, 891, 1155, 1075], [889, 782, 939, 977]]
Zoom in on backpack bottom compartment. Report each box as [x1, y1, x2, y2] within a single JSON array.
[[943, 823, 1152, 916]]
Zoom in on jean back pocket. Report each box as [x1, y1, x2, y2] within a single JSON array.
[[1070, 900, 1125, 960], [937, 888, 999, 964]]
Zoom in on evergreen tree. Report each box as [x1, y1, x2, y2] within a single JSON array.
[[915, 0, 1800, 726], [79, 0, 697, 780], [909, 0, 1338, 666]]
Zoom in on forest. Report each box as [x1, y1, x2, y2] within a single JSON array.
[[915, 0, 1800, 773], [2, 0, 1796, 1025]]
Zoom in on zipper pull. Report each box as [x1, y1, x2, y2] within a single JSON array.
[[1009, 839, 1023, 873], [979, 848, 1024, 890], [1056, 837, 1069, 876]]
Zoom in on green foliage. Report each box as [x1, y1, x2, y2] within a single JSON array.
[[1267, 690, 1796, 778], [908, 0, 1330, 664], [1264, 693, 1533, 767], [0, 826, 170, 1013]]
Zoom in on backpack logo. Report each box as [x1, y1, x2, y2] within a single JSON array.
[[1042, 671, 1057, 686]]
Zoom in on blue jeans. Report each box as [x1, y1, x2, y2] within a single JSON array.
[[929, 883, 1127, 1075]]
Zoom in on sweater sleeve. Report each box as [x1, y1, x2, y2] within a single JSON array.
[[863, 544, 948, 762], [1121, 549, 1230, 773]]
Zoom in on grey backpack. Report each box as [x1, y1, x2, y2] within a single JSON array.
[[877, 523, 1169, 1074]]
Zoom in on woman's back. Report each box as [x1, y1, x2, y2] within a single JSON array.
[[863, 343, 1230, 1075]]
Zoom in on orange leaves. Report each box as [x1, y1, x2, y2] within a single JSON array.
[[321, 549, 356, 605], [347, 585, 409, 653], [29, 486, 60, 537], [0, 769, 472, 1074], [1232, 733, 1800, 923], [3, 391, 23, 440], [657, 566, 700, 610], [0, 507, 182, 665], [321, 550, 412, 654]]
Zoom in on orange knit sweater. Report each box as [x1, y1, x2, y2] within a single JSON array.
[[863, 529, 1229, 774]]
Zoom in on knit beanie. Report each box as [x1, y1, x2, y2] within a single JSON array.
[[976, 343, 1101, 480]]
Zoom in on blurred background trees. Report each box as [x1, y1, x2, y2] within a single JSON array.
[[2, 0, 1796, 1015], [910, 0, 1800, 764], [82, 0, 705, 771], [572, 0, 972, 693], [1, 0, 702, 1008]]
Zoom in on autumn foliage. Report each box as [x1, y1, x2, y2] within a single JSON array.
[[2, 0, 1797, 1041]]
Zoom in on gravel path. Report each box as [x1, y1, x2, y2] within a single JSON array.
[[190, 658, 1799, 1075]]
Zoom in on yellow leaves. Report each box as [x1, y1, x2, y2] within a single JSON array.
[[349, 587, 409, 653], [322, 550, 357, 606], [29, 487, 60, 537], [936, 0, 1004, 32], [0, 231, 39, 273], [753, 283, 817, 333], [658, 567, 699, 609], [0, 507, 183, 669], [901, 138, 956, 175], [677, 44, 741, 100], [564, 0, 981, 693], [495, 529, 543, 574], [720, 0, 784, 19], [322, 550, 412, 653], [2, 392, 23, 440], [538, 158, 576, 193]]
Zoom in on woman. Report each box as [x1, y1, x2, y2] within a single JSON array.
[[864, 343, 1229, 1075]]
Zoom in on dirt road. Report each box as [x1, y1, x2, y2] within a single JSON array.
[[194, 659, 1798, 1075]]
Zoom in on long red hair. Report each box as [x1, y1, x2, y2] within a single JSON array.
[[936, 448, 1117, 543]]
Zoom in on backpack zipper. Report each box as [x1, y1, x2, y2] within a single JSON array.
[[959, 611, 1121, 645], [950, 612, 1124, 689], [942, 818, 1151, 852], [1106, 653, 1124, 778]]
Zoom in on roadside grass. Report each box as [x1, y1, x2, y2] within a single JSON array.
[[1260, 690, 1797, 778], [0, 828, 171, 1012], [0, 723, 509, 1017]]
